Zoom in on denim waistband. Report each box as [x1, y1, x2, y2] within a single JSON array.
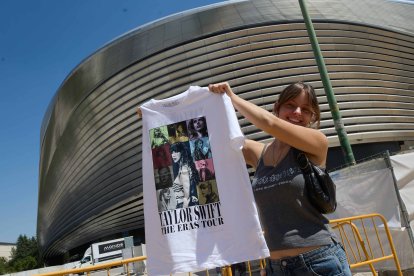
[[269, 241, 340, 268]]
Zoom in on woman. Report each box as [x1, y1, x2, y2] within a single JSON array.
[[168, 122, 189, 143], [151, 127, 169, 148], [198, 159, 214, 182], [156, 166, 173, 190], [199, 180, 219, 204], [158, 187, 177, 212], [209, 82, 351, 276], [193, 138, 212, 161], [170, 142, 200, 208], [188, 116, 208, 139]]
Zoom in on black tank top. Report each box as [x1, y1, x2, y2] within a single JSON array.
[[252, 145, 332, 250]]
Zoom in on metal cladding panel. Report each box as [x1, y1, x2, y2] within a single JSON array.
[[38, 0, 414, 260]]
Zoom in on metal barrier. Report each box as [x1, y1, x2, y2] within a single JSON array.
[[36, 213, 403, 276], [34, 257, 264, 276], [220, 259, 266, 276], [329, 213, 403, 276], [34, 256, 147, 276]]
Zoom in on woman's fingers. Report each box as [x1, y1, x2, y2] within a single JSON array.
[[208, 82, 231, 94], [136, 107, 142, 119]]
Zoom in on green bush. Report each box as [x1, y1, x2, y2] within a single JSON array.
[[3, 235, 40, 273]]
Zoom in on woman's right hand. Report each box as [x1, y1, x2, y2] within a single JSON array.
[[208, 82, 235, 98], [136, 107, 142, 119]]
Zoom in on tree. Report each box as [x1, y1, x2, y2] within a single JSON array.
[[7, 235, 40, 272], [0, 257, 10, 275]]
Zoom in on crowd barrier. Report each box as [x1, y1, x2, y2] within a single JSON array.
[[35, 213, 403, 276], [33, 256, 147, 276], [329, 213, 402, 276]]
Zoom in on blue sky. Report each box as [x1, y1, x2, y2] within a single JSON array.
[[0, 0, 226, 244]]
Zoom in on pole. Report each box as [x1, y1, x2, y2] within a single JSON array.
[[298, 0, 356, 165]]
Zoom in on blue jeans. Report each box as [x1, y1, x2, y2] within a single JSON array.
[[266, 241, 352, 276]]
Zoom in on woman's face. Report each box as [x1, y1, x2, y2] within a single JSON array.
[[278, 90, 314, 127], [171, 150, 181, 163], [199, 160, 207, 168], [162, 188, 171, 200], [200, 184, 210, 197], [154, 128, 163, 137], [159, 167, 171, 185], [193, 118, 205, 132], [195, 140, 203, 148], [176, 125, 184, 135]]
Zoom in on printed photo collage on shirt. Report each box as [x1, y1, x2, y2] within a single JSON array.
[[150, 116, 220, 212]]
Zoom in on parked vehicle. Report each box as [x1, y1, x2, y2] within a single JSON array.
[[75, 236, 133, 270]]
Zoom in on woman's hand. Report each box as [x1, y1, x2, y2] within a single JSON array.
[[208, 82, 235, 98], [136, 107, 142, 119], [191, 196, 198, 204]]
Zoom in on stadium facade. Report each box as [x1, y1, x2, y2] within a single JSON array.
[[38, 0, 414, 263]]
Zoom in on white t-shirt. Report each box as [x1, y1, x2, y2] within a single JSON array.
[[140, 86, 269, 275]]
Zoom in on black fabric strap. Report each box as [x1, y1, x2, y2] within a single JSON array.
[[292, 147, 312, 174]]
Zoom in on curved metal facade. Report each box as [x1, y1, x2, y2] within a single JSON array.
[[38, 0, 414, 261]]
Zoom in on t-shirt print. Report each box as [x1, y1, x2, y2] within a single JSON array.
[[151, 116, 221, 235]]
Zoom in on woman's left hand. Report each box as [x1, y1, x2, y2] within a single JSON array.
[[208, 82, 235, 98]]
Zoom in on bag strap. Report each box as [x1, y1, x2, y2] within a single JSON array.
[[292, 147, 312, 174]]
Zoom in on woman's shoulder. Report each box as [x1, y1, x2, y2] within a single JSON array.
[[242, 139, 266, 168], [244, 139, 266, 152]]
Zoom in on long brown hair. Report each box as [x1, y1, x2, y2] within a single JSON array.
[[273, 82, 321, 128]]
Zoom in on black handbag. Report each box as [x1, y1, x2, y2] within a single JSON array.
[[293, 148, 337, 214]]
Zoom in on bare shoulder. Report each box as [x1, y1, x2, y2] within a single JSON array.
[[242, 139, 266, 168]]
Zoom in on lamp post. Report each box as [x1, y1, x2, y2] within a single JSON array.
[[298, 0, 356, 166]]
